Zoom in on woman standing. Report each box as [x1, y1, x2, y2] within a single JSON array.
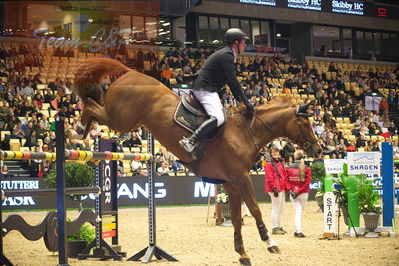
[[264, 145, 288, 235], [286, 150, 312, 238]]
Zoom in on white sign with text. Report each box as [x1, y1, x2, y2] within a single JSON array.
[[347, 152, 380, 175]]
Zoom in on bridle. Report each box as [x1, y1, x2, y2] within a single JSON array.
[[241, 107, 317, 154], [295, 114, 318, 154]]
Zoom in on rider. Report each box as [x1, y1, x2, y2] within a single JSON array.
[[179, 28, 255, 159]]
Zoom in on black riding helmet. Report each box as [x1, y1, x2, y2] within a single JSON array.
[[224, 28, 250, 44]]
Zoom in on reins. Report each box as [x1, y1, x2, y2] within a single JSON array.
[[240, 110, 272, 151]]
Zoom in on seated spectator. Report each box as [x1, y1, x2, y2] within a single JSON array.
[[26, 129, 38, 148], [175, 70, 184, 84], [14, 59, 25, 73], [30, 146, 44, 177], [157, 161, 170, 176], [33, 73, 44, 85], [11, 122, 25, 139], [67, 138, 84, 150], [356, 135, 366, 148], [123, 131, 142, 149], [388, 121, 398, 136], [368, 122, 381, 135], [0, 164, 13, 178], [89, 123, 102, 139], [161, 65, 175, 88]]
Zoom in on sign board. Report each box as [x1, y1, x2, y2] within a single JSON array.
[[332, 0, 364, 15], [364, 96, 382, 111], [324, 159, 346, 174], [287, 0, 323, 11], [347, 152, 380, 175], [323, 192, 337, 238]]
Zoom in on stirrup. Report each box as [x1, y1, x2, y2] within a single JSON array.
[[179, 137, 198, 160]]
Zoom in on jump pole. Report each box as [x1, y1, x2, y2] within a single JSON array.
[[381, 142, 395, 235], [127, 133, 177, 262], [55, 116, 69, 266]]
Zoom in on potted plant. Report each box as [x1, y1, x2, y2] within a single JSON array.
[[356, 175, 382, 238], [216, 185, 231, 225], [45, 162, 95, 211], [328, 164, 363, 229], [67, 222, 95, 258], [310, 162, 326, 212]]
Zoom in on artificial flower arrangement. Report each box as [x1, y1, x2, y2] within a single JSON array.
[[216, 185, 229, 203]]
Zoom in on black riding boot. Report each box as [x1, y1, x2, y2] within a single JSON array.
[[179, 116, 218, 159]]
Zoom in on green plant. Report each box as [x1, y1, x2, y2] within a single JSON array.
[[328, 164, 365, 209], [45, 162, 95, 210], [311, 162, 326, 195], [67, 222, 95, 242], [356, 175, 382, 214]]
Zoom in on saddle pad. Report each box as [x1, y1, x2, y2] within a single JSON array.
[[201, 176, 226, 184], [174, 100, 207, 133]]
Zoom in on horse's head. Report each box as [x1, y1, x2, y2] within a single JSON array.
[[284, 102, 322, 158]]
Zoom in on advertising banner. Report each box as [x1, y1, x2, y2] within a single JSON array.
[[347, 152, 380, 175], [324, 159, 346, 174], [2, 175, 320, 210]]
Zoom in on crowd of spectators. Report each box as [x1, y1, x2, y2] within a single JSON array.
[[1, 42, 399, 178]]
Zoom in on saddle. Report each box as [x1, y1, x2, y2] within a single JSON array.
[[173, 91, 226, 140]]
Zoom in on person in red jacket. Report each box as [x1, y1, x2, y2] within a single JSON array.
[[286, 150, 312, 238], [264, 145, 288, 235]]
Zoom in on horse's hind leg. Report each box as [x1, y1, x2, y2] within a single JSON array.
[[240, 174, 281, 254], [223, 183, 251, 266]]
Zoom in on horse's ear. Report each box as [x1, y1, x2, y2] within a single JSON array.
[[296, 101, 312, 115]]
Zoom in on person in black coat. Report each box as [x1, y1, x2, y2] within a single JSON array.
[[179, 28, 254, 159]]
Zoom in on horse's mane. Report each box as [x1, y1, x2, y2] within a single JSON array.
[[228, 96, 295, 115], [262, 96, 295, 109]]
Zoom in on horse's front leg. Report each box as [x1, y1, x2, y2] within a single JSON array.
[[223, 183, 251, 266], [240, 174, 281, 254]]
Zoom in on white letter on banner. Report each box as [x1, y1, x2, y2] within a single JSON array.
[[194, 182, 214, 197], [133, 183, 148, 198], [117, 183, 134, 199], [155, 183, 166, 198]]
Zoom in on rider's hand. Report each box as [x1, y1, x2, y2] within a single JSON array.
[[245, 101, 255, 114]]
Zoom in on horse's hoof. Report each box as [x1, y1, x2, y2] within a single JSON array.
[[268, 245, 281, 254], [239, 258, 252, 266]]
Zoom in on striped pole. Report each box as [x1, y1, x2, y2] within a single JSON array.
[[2, 187, 101, 197], [0, 150, 152, 162]]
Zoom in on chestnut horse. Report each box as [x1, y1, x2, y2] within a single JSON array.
[[73, 58, 322, 266]]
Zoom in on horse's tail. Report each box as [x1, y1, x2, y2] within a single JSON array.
[[74, 58, 131, 105]]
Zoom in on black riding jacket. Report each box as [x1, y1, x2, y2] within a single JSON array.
[[191, 46, 249, 103]]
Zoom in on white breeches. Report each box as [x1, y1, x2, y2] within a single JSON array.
[[290, 193, 309, 233], [268, 191, 285, 229], [192, 90, 225, 127]]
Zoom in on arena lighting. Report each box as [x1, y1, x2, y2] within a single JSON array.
[[276, 33, 281, 37]]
